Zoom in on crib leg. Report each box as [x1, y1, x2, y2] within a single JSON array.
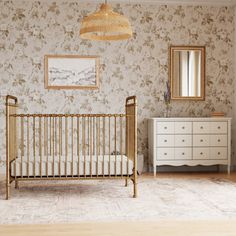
[[133, 181, 137, 198], [15, 180, 19, 189], [6, 183, 10, 200], [125, 178, 128, 187], [131, 172, 138, 198]]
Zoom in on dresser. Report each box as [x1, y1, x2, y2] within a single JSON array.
[[148, 117, 231, 175]]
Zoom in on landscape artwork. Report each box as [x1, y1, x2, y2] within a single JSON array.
[[45, 55, 99, 89]]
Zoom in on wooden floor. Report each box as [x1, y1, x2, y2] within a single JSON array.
[[1, 221, 236, 236], [1, 172, 236, 236]]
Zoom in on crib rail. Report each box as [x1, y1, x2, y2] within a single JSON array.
[[6, 95, 137, 199]]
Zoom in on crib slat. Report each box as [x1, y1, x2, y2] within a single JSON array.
[[46, 117, 49, 177], [120, 116, 123, 177], [77, 117, 80, 177], [114, 116, 117, 177], [96, 117, 99, 177], [93, 117, 95, 156], [52, 117, 55, 177], [59, 117, 62, 177], [109, 116, 111, 177], [55, 117, 57, 157], [50, 117, 52, 156], [21, 117, 24, 178], [102, 117, 105, 177], [33, 117, 36, 177], [65, 117, 68, 177], [83, 117, 86, 177], [43, 117, 48, 176], [13, 112, 17, 180], [71, 117, 74, 177], [39, 117, 42, 177], [44, 117, 46, 156], [27, 117, 30, 177], [90, 117, 92, 177], [126, 116, 129, 176], [93, 117, 95, 176]]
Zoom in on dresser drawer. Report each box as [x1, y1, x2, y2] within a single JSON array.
[[210, 147, 227, 160], [175, 148, 192, 160], [157, 135, 174, 147], [193, 122, 210, 134], [175, 122, 192, 134], [175, 135, 192, 147], [156, 122, 174, 134], [210, 122, 227, 134], [193, 135, 209, 146], [210, 135, 227, 147], [157, 148, 174, 160], [193, 148, 209, 160]]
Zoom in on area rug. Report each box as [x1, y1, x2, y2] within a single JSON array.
[[1, 176, 236, 224]]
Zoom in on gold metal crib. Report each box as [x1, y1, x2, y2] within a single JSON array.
[[5, 95, 137, 199]]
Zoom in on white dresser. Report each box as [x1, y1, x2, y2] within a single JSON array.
[[148, 117, 231, 175]]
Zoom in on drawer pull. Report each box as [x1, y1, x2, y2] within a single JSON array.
[[218, 126, 221, 129], [200, 139, 203, 142], [182, 152, 185, 155], [182, 126, 185, 129], [200, 126, 203, 129], [218, 139, 221, 142], [164, 127, 167, 129], [182, 139, 185, 142], [164, 153, 167, 155], [218, 152, 221, 155], [200, 152, 203, 155], [164, 140, 167, 142]]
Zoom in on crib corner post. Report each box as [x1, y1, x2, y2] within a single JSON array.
[[6, 95, 18, 200]]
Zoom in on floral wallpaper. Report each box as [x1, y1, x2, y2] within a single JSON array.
[[0, 1, 234, 169]]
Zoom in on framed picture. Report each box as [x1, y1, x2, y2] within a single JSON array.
[[44, 55, 100, 89]]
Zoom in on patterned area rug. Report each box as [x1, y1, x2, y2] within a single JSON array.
[[1, 176, 236, 224]]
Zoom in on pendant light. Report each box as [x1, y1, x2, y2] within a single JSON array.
[[80, 0, 132, 41]]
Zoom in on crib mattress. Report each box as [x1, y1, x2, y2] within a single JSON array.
[[11, 155, 133, 177]]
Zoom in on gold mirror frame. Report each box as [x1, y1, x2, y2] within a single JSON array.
[[169, 46, 205, 101]]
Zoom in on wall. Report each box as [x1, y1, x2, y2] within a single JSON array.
[[0, 1, 234, 170]]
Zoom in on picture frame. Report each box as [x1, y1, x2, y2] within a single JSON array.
[[44, 55, 100, 89]]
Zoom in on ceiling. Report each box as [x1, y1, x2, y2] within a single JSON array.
[[79, 0, 236, 5], [15, 0, 236, 6]]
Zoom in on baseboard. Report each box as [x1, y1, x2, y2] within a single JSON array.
[[149, 165, 236, 173]]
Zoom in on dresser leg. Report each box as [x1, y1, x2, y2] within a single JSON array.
[[228, 165, 231, 175], [154, 166, 156, 177]]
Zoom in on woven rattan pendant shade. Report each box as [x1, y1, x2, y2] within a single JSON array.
[[80, 3, 132, 41]]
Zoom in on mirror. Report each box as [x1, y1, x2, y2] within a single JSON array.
[[170, 46, 205, 100]]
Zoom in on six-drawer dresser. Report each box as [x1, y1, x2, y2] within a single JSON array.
[[148, 117, 231, 176]]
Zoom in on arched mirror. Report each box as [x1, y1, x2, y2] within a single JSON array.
[[169, 46, 205, 100]]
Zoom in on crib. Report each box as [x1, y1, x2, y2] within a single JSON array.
[[5, 95, 137, 199]]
